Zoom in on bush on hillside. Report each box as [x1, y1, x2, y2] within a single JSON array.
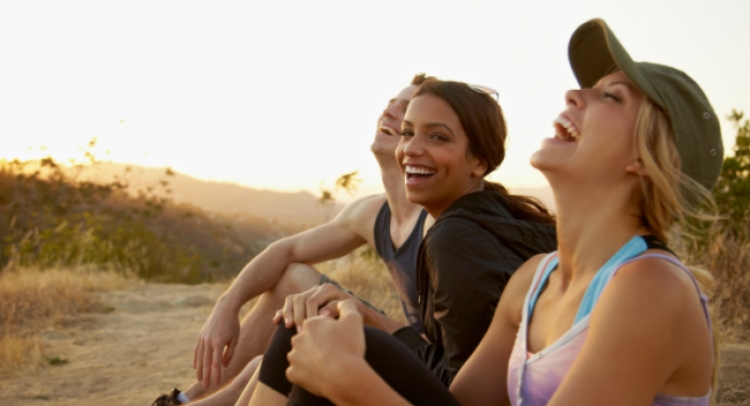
[[713, 110, 750, 235], [0, 156, 280, 283]]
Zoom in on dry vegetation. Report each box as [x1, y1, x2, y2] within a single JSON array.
[[683, 221, 750, 342], [0, 266, 131, 376], [0, 243, 748, 404], [316, 249, 406, 324]]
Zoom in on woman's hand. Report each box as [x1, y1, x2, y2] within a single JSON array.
[[285, 300, 367, 398], [273, 283, 369, 331]]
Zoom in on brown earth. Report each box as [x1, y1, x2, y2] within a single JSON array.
[[0, 283, 748, 405]]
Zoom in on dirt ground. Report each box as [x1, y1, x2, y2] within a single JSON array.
[[0, 283, 748, 405]]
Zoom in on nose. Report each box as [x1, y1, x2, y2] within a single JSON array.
[[399, 133, 424, 158], [381, 102, 403, 122], [565, 89, 585, 109]]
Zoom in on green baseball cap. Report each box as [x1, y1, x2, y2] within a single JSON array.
[[568, 18, 723, 190]]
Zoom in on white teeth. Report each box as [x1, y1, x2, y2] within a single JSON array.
[[405, 165, 436, 175], [379, 125, 398, 136], [553, 116, 580, 141]]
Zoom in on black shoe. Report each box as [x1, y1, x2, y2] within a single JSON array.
[[151, 388, 183, 406]]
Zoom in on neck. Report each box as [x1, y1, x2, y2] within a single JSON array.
[[424, 180, 484, 219], [550, 177, 648, 284], [380, 162, 422, 226]]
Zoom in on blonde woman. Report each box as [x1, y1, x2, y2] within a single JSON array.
[[279, 19, 722, 406]]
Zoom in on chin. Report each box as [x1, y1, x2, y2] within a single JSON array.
[[370, 141, 397, 157], [530, 149, 552, 171], [405, 188, 429, 206]]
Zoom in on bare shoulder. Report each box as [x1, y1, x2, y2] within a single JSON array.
[[331, 195, 386, 242], [608, 253, 701, 309], [334, 195, 386, 224], [593, 252, 706, 338], [508, 254, 549, 297]]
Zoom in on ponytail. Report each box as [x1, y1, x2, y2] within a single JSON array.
[[484, 181, 556, 225]]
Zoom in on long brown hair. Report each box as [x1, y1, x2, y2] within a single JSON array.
[[414, 80, 555, 224]]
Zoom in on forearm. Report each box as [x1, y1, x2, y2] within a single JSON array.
[[324, 357, 412, 406], [219, 240, 296, 309], [363, 309, 405, 334]]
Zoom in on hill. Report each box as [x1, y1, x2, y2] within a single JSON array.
[[65, 162, 343, 227], [0, 158, 291, 282]]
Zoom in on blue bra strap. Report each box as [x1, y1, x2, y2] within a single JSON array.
[[526, 236, 652, 325], [527, 256, 559, 318], [573, 236, 648, 323]]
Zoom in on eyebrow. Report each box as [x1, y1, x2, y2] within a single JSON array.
[[388, 98, 409, 106], [603, 80, 638, 93], [402, 120, 455, 134]]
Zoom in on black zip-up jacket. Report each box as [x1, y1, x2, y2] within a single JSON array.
[[393, 189, 557, 386]]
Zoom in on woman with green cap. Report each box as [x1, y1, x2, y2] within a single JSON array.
[[270, 18, 722, 406]]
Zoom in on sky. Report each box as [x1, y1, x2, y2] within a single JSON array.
[[1, 0, 749, 201]]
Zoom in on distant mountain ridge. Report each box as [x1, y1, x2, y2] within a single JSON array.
[[69, 162, 342, 227], [68, 162, 554, 224]]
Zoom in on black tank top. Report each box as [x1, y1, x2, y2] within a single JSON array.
[[374, 202, 428, 334]]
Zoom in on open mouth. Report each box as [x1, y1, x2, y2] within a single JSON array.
[[553, 116, 580, 142], [378, 124, 399, 136], [404, 165, 436, 181]]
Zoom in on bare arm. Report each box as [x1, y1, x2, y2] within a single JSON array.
[[547, 258, 712, 406], [449, 255, 543, 406], [220, 194, 385, 310], [194, 195, 385, 386]]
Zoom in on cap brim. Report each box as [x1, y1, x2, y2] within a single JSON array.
[[568, 19, 660, 107]]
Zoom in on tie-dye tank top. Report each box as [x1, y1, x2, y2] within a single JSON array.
[[507, 236, 712, 406]]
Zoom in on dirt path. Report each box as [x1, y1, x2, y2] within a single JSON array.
[[0, 283, 748, 405], [0, 283, 227, 406]]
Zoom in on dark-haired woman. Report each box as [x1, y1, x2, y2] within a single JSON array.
[[246, 80, 557, 405], [273, 18, 720, 406]]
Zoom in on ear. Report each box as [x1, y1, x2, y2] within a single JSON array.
[[472, 158, 489, 178], [625, 158, 649, 177]]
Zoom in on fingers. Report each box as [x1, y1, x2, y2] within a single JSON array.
[[272, 309, 283, 324], [202, 341, 212, 387], [337, 299, 363, 324], [281, 289, 306, 328], [223, 337, 236, 368], [278, 284, 350, 330], [318, 300, 340, 319], [195, 339, 204, 379], [292, 290, 309, 330], [211, 343, 223, 386]]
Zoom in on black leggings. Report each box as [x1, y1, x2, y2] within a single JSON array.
[[258, 324, 460, 406]]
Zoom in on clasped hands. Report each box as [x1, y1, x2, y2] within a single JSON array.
[[275, 285, 369, 397]]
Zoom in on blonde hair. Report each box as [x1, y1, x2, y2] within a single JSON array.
[[633, 98, 720, 394]]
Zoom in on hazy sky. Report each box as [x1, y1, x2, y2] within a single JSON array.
[[2, 0, 749, 199]]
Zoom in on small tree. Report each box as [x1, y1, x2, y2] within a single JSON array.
[[318, 171, 362, 221], [713, 110, 750, 234]]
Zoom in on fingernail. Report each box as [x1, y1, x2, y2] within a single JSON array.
[[285, 318, 291, 325], [320, 309, 330, 316], [296, 325, 301, 333]]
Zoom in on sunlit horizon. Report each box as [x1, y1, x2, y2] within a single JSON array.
[[3, 0, 749, 202]]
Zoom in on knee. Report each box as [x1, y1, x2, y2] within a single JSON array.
[[270, 263, 321, 299], [248, 355, 263, 369]]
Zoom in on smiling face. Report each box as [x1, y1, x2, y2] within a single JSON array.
[[396, 94, 487, 216], [531, 71, 646, 189], [370, 85, 419, 161]]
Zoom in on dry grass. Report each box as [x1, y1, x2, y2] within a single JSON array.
[[316, 249, 406, 324], [0, 266, 132, 375], [683, 225, 750, 342]]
